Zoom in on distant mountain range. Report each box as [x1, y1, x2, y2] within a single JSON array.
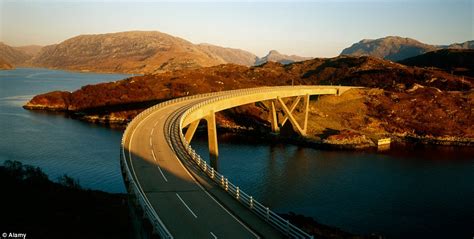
[[255, 50, 312, 66], [341, 36, 474, 61], [0, 31, 309, 72]]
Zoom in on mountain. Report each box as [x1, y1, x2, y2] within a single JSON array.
[[197, 43, 257, 66], [30, 31, 229, 74], [255, 50, 312, 65], [447, 40, 474, 49], [399, 49, 474, 77], [14, 45, 43, 57], [0, 42, 32, 65], [340, 36, 438, 61]]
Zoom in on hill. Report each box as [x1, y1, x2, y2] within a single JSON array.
[[341, 36, 474, 61], [399, 49, 474, 77], [197, 43, 257, 66], [340, 36, 438, 61], [255, 50, 312, 65], [0, 42, 32, 65], [14, 45, 43, 56], [0, 57, 14, 69], [30, 31, 230, 74], [24, 56, 474, 146]]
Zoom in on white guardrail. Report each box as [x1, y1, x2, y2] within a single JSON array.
[[121, 86, 320, 239]]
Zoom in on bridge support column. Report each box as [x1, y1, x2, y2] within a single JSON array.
[[303, 94, 310, 132], [277, 96, 308, 136], [206, 111, 219, 162], [270, 101, 279, 133], [280, 96, 301, 127], [185, 119, 200, 143]]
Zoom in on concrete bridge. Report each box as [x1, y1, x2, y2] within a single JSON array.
[[120, 86, 355, 239]]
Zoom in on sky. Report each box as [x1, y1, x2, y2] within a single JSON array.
[[1, 0, 472, 57]]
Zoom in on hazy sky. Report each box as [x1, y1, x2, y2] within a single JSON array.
[[1, 0, 472, 57]]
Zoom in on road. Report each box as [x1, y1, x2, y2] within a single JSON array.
[[124, 97, 282, 238]]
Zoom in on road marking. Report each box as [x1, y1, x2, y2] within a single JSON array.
[[172, 156, 260, 238], [210, 232, 217, 239], [176, 193, 198, 218], [151, 149, 168, 182], [149, 137, 153, 147], [153, 120, 159, 127], [151, 127, 155, 135]]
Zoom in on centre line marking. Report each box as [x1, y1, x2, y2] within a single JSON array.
[[151, 127, 155, 135], [176, 193, 198, 219], [210, 232, 217, 239], [151, 149, 168, 182], [149, 137, 153, 147]]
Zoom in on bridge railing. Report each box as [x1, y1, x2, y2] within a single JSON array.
[[178, 87, 315, 239], [122, 86, 341, 238], [120, 89, 241, 239]]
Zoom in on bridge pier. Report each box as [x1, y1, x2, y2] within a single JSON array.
[[270, 100, 279, 133], [276, 94, 310, 136], [205, 111, 219, 162], [185, 119, 200, 143]]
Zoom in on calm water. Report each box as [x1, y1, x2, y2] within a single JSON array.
[[0, 68, 131, 193], [1, 68, 473, 238], [192, 134, 474, 239]]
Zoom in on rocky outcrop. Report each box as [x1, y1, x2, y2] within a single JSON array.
[[340, 36, 474, 61], [255, 50, 312, 65], [24, 91, 71, 111]]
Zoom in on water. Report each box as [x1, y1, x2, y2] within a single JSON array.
[[0, 68, 131, 193], [192, 134, 474, 239], [1, 68, 473, 238]]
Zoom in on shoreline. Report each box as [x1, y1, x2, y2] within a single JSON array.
[[23, 105, 474, 148]]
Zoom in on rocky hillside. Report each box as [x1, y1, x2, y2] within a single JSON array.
[[0, 42, 33, 65], [0, 57, 13, 69], [448, 40, 474, 49], [341, 36, 473, 61], [197, 43, 257, 66], [25, 56, 474, 147], [255, 50, 312, 65], [14, 45, 43, 56], [30, 31, 229, 74], [399, 49, 474, 77]]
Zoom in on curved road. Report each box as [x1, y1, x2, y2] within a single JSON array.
[[122, 86, 356, 238], [124, 96, 279, 238]]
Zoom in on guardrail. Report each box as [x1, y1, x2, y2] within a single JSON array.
[[176, 87, 315, 238], [121, 86, 341, 238]]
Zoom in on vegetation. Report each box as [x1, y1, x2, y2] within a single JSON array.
[[0, 160, 131, 239]]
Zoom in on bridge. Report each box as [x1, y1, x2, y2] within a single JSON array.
[[120, 86, 355, 239]]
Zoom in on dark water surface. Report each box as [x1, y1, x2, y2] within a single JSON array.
[[192, 134, 474, 239], [1, 68, 473, 238], [0, 68, 131, 193]]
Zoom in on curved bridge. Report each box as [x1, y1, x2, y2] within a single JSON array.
[[120, 86, 355, 239]]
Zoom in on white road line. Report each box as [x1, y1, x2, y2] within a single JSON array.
[[176, 193, 198, 218], [151, 149, 168, 182], [172, 156, 260, 238], [153, 120, 159, 127], [151, 127, 155, 135], [149, 137, 153, 147], [210, 232, 217, 239]]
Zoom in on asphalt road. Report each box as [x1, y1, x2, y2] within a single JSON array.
[[126, 98, 277, 238]]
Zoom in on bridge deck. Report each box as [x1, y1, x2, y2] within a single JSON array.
[[124, 98, 284, 238]]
